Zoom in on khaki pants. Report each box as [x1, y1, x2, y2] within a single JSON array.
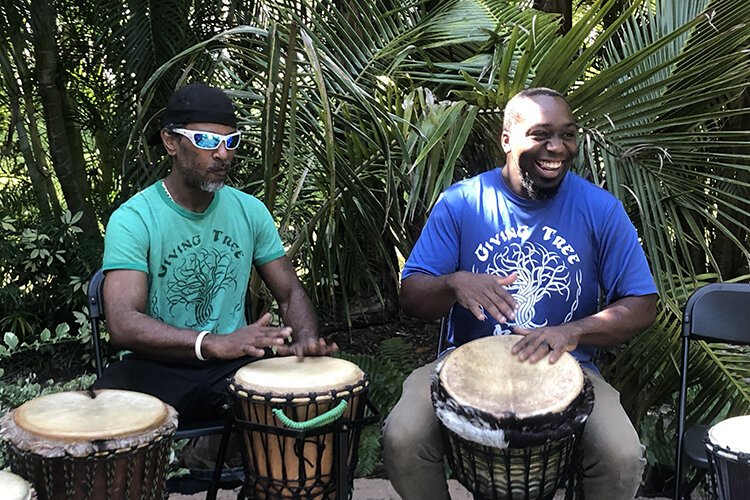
[[382, 361, 645, 500]]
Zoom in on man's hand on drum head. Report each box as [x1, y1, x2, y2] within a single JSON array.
[[205, 312, 292, 359], [510, 324, 579, 364], [449, 271, 518, 323], [280, 328, 339, 358]]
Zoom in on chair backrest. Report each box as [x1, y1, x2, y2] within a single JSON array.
[[87, 268, 107, 378], [675, 281, 750, 499], [682, 282, 750, 345]]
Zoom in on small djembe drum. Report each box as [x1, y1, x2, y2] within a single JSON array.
[[705, 415, 750, 500], [0, 470, 36, 500], [431, 335, 594, 500], [1, 389, 177, 500], [228, 356, 369, 499]]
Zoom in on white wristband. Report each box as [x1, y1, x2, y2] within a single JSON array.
[[195, 330, 210, 361]]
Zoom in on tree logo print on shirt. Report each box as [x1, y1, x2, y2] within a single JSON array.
[[473, 240, 582, 333], [164, 248, 238, 327]]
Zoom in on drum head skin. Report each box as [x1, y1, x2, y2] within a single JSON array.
[[13, 389, 169, 441], [233, 356, 365, 396], [0, 471, 31, 500], [439, 335, 583, 420], [708, 415, 750, 455]]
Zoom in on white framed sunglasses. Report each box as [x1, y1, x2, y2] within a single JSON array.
[[170, 128, 241, 150]]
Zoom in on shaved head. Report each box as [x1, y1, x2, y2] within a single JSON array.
[[503, 88, 569, 132]]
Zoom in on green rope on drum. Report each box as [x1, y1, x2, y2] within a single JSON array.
[[272, 400, 348, 430]]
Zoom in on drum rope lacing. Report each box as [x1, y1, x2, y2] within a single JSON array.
[[5, 436, 172, 500]]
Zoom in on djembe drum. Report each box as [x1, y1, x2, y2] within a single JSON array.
[[431, 335, 594, 500], [1, 389, 177, 500], [0, 470, 36, 500], [705, 415, 750, 500], [228, 356, 369, 499]]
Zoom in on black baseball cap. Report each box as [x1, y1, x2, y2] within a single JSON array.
[[148, 83, 237, 146]]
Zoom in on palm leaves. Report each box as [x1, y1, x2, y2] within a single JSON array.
[[125, 0, 750, 439]]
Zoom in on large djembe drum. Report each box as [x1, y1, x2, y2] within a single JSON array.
[[1, 389, 177, 500], [0, 470, 36, 500], [431, 335, 594, 500], [705, 415, 750, 500], [228, 356, 369, 499]]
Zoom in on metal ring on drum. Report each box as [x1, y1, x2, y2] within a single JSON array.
[[705, 415, 750, 500], [227, 356, 370, 499], [0, 389, 177, 500], [431, 335, 594, 500]]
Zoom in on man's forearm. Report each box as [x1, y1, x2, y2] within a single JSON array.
[[107, 309, 201, 360], [278, 286, 319, 340], [565, 295, 657, 348], [399, 274, 457, 321]]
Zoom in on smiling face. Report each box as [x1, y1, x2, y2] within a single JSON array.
[[165, 122, 236, 193], [501, 95, 578, 200]]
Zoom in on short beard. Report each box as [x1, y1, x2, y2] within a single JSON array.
[[201, 181, 224, 193], [521, 170, 561, 200], [199, 159, 232, 193]]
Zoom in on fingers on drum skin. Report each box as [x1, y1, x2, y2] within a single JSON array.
[[515, 336, 547, 362], [241, 345, 266, 357], [324, 340, 339, 354], [529, 345, 551, 364], [547, 351, 563, 364]]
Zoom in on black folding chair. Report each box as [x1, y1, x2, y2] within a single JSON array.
[[674, 282, 750, 500], [87, 268, 237, 500]]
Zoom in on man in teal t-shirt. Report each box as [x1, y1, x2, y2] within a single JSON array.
[[94, 83, 336, 423]]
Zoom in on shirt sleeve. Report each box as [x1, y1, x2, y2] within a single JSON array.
[[402, 192, 461, 279], [252, 202, 286, 266], [102, 206, 150, 274], [598, 201, 657, 304]]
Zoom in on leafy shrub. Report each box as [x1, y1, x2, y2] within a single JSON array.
[[338, 337, 416, 476], [0, 211, 96, 379]]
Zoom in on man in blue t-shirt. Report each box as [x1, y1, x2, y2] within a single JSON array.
[[383, 88, 657, 500], [94, 83, 336, 424]]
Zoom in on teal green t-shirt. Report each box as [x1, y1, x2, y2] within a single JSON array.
[[102, 182, 286, 334]]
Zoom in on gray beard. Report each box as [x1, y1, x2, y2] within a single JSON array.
[[201, 181, 224, 193], [521, 170, 560, 200]]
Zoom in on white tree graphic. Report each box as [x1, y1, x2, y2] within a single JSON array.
[[474, 241, 580, 329]]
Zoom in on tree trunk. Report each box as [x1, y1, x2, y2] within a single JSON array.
[[7, 23, 62, 218], [28, 0, 101, 243], [93, 128, 117, 203], [533, 0, 573, 34], [0, 48, 54, 220]]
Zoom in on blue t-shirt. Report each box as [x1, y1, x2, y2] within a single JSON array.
[[103, 182, 286, 334], [402, 168, 657, 371]]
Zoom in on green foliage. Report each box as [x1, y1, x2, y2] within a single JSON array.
[[639, 403, 677, 466], [338, 337, 417, 476], [0, 210, 95, 379], [355, 426, 383, 477]]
